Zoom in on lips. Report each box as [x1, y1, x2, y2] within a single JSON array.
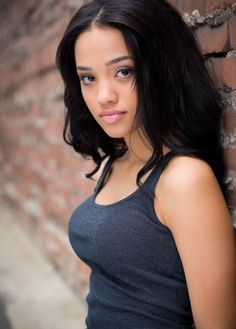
[[99, 109, 126, 124]]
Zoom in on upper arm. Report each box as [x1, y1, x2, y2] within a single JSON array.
[[156, 156, 236, 329]]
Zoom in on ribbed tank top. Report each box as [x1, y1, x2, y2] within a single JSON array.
[[68, 151, 194, 329]]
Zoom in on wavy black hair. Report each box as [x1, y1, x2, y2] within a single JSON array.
[[56, 0, 226, 193]]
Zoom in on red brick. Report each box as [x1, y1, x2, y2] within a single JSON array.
[[36, 38, 58, 73], [225, 149, 236, 171], [222, 57, 236, 89], [168, 0, 177, 7], [223, 111, 236, 134], [210, 57, 236, 89], [229, 14, 236, 48], [227, 189, 236, 208], [205, 0, 235, 13], [175, 0, 205, 15], [195, 22, 229, 54]]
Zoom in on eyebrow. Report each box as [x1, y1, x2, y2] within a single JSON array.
[[76, 55, 132, 71]]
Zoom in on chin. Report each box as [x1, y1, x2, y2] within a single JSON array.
[[103, 127, 131, 139]]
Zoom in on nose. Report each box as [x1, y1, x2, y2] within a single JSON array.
[[97, 81, 118, 105]]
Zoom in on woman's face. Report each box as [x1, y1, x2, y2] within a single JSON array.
[[74, 26, 138, 139]]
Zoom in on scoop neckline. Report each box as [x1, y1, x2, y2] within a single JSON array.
[[92, 152, 173, 208], [92, 179, 148, 208]]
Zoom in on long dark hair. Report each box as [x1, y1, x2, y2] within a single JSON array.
[[56, 0, 226, 193]]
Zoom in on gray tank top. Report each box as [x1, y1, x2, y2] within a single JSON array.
[[68, 151, 194, 328]]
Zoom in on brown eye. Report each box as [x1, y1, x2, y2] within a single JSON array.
[[80, 74, 95, 85], [116, 67, 134, 78]]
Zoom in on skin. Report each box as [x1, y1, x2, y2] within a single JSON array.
[[74, 26, 236, 328], [75, 26, 139, 142], [156, 156, 236, 329]]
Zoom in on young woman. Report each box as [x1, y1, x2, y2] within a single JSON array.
[[56, 0, 236, 328]]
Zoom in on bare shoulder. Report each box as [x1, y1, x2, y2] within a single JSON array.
[[160, 155, 217, 189], [155, 155, 228, 228], [156, 155, 236, 328]]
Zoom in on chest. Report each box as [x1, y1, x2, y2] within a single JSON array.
[[68, 195, 178, 278], [95, 165, 151, 205]]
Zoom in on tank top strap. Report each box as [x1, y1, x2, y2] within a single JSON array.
[[94, 156, 113, 194], [94, 151, 175, 195], [145, 151, 176, 192]]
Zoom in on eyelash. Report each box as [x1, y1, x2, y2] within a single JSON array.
[[79, 74, 95, 85], [116, 67, 135, 79], [79, 67, 135, 86]]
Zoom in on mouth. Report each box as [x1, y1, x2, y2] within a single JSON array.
[[99, 110, 126, 124]]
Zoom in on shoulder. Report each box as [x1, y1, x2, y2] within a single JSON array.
[[155, 155, 227, 228], [160, 155, 217, 192], [156, 156, 236, 328]]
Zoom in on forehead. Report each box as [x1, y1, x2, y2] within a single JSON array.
[[74, 26, 130, 64]]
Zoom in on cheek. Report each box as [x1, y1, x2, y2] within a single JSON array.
[[81, 89, 96, 113], [129, 90, 138, 113]]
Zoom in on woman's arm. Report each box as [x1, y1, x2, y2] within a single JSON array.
[[155, 156, 236, 329]]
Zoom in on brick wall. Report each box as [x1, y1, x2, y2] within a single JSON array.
[[0, 0, 92, 297], [0, 0, 235, 298]]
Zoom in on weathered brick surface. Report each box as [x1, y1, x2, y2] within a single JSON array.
[[223, 111, 236, 134], [0, 0, 236, 297], [0, 0, 92, 294], [225, 150, 236, 209], [172, 0, 235, 15], [205, 0, 236, 13], [210, 57, 236, 89], [175, 0, 206, 14], [229, 14, 236, 48], [195, 22, 229, 54]]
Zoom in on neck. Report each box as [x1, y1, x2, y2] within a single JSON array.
[[122, 127, 170, 165], [123, 127, 153, 164]]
